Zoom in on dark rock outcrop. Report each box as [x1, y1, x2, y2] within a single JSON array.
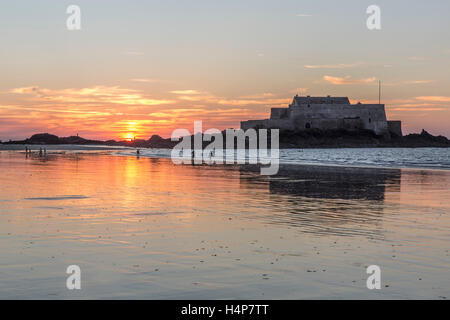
[[277, 128, 450, 148], [279, 129, 382, 148], [28, 133, 60, 144], [147, 135, 178, 148]]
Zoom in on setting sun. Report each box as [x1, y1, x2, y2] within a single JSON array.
[[123, 132, 135, 141]]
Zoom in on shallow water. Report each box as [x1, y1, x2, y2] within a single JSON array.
[[114, 147, 450, 170], [0, 151, 449, 299], [1, 145, 449, 169]]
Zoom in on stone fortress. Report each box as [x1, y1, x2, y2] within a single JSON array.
[[241, 95, 402, 138]]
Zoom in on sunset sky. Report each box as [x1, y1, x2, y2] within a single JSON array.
[[1, 0, 449, 140]]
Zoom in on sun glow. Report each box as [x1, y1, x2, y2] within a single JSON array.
[[123, 132, 135, 141]]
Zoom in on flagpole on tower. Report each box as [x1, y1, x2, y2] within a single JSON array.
[[379, 80, 381, 104]]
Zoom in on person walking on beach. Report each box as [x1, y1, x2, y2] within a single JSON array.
[[39, 148, 43, 157]]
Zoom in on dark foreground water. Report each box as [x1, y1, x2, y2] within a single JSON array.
[[0, 150, 449, 299]]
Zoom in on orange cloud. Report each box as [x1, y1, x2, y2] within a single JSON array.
[[323, 76, 376, 85], [12, 86, 173, 106], [415, 96, 450, 102], [170, 90, 202, 95], [305, 62, 363, 69]]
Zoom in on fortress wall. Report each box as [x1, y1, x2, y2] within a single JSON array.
[[241, 101, 390, 136], [388, 121, 403, 137], [288, 104, 388, 135], [241, 119, 268, 131], [290, 117, 362, 131], [343, 118, 364, 130], [270, 108, 289, 119], [241, 119, 296, 131], [291, 116, 340, 130], [289, 104, 385, 118], [291, 96, 351, 106], [352, 104, 388, 135], [266, 119, 296, 130]]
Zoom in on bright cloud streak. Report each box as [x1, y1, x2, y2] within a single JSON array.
[[170, 90, 202, 95], [415, 96, 450, 102], [305, 63, 363, 69], [323, 76, 377, 85], [11, 86, 173, 106]]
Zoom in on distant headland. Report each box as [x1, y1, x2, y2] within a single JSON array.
[[0, 133, 175, 149], [1, 129, 449, 149]]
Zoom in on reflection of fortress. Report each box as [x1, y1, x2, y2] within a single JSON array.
[[241, 95, 402, 137], [239, 164, 402, 238], [240, 164, 401, 201], [267, 165, 400, 201]]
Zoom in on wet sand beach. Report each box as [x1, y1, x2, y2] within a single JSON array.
[[0, 151, 449, 299]]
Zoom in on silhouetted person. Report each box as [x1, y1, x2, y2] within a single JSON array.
[[39, 148, 43, 157], [191, 149, 196, 166]]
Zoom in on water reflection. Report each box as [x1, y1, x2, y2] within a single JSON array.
[[238, 164, 403, 238], [243, 164, 401, 200], [1, 151, 445, 241]]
